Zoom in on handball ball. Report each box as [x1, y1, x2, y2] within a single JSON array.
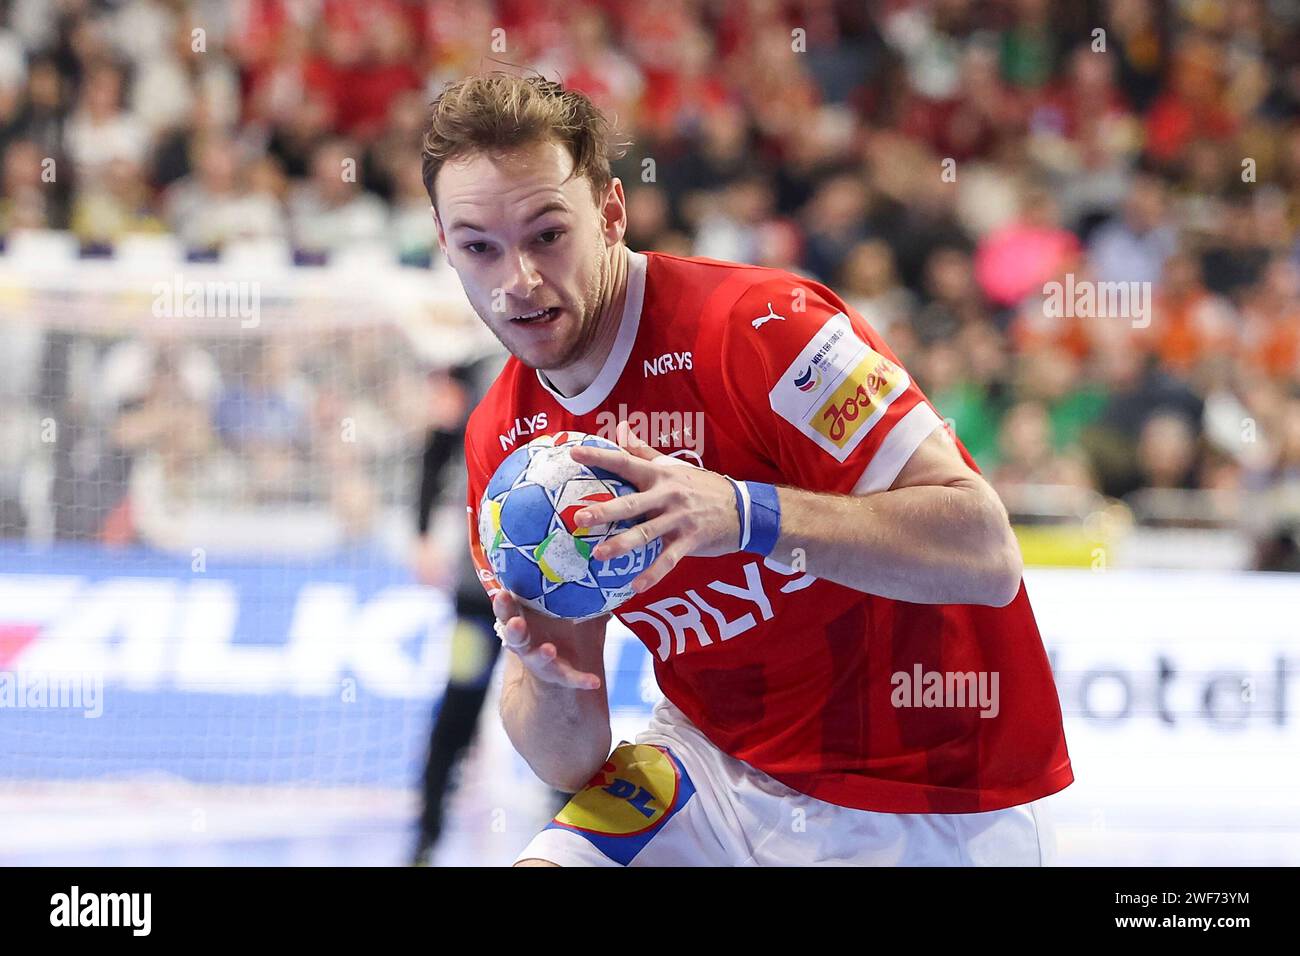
[[478, 431, 662, 620]]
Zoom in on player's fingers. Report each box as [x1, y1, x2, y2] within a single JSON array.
[[574, 487, 668, 528], [497, 614, 531, 653], [523, 642, 602, 689], [631, 538, 689, 594], [592, 514, 673, 561], [614, 420, 666, 461], [568, 442, 657, 486], [491, 589, 522, 624]]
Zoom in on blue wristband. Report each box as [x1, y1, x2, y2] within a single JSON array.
[[726, 477, 781, 556], [741, 481, 781, 556]]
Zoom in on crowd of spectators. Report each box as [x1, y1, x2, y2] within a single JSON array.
[[0, 0, 1298, 567]]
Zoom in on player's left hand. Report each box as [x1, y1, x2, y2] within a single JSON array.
[[567, 421, 741, 594]]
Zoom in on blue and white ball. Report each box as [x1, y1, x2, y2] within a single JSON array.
[[479, 431, 662, 620]]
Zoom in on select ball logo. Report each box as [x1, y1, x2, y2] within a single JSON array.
[[479, 431, 662, 620]]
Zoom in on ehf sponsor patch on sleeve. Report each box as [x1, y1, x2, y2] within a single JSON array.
[[767, 312, 908, 462]]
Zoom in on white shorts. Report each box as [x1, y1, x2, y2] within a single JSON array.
[[514, 698, 1057, 866]]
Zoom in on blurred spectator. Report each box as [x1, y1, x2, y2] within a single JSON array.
[[1087, 172, 1178, 285], [213, 344, 310, 500], [388, 159, 439, 265], [5, 55, 68, 163], [214, 344, 309, 451], [665, 102, 758, 228], [974, 185, 1080, 307], [288, 138, 387, 255], [63, 63, 148, 187], [1247, 391, 1300, 569], [693, 172, 777, 265], [0, 321, 45, 539], [623, 185, 675, 252], [1134, 411, 1200, 490], [364, 90, 429, 202], [1143, 32, 1237, 166], [1238, 255, 1300, 378], [920, 340, 1002, 465], [838, 239, 917, 340], [532, 5, 644, 123], [800, 171, 872, 283], [986, 399, 1097, 494], [266, 89, 336, 180], [916, 245, 988, 347], [70, 157, 165, 244], [900, 37, 1028, 163], [1, 138, 56, 231], [325, 5, 423, 142], [1080, 339, 1204, 499], [1140, 252, 1236, 375], [1018, 345, 1108, 452], [164, 136, 286, 251], [1200, 195, 1272, 296], [104, 343, 217, 546]]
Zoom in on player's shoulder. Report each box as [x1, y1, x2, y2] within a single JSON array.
[[645, 250, 827, 305], [463, 353, 521, 459], [644, 251, 843, 344]]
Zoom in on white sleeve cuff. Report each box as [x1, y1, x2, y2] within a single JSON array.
[[850, 403, 944, 495]]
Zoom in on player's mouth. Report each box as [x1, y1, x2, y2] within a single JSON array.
[[509, 306, 561, 326]]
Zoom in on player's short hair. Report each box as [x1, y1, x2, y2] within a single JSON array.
[[421, 72, 626, 212]]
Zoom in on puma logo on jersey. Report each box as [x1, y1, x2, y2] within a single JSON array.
[[498, 412, 549, 451], [751, 302, 785, 329], [643, 351, 693, 376]]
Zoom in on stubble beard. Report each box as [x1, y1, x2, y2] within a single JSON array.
[[492, 231, 609, 374]]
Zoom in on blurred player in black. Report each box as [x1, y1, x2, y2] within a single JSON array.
[[411, 352, 505, 865], [411, 351, 569, 865]]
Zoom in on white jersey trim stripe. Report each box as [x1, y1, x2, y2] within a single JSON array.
[[850, 402, 944, 495]]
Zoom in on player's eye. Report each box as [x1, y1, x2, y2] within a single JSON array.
[[537, 229, 564, 245], [462, 242, 490, 255]]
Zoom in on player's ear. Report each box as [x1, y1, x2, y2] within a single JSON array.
[[600, 177, 627, 245]]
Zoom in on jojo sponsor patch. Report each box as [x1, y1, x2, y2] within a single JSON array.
[[768, 312, 907, 461]]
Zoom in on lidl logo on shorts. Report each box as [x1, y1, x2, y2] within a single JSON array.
[[545, 742, 695, 865], [769, 312, 909, 462]]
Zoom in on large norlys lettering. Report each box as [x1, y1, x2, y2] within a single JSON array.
[[618, 559, 815, 661]]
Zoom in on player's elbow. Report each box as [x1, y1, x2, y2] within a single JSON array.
[[972, 491, 1023, 607], [532, 741, 611, 794], [983, 542, 1023, 607]]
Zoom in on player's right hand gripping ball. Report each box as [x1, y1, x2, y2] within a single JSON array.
[[479, 431, 662, 620]]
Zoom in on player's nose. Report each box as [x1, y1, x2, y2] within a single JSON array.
[[500, 250, 543, 301]]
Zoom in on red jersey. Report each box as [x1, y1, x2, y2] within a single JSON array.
[[465, 250, 1073, 813]]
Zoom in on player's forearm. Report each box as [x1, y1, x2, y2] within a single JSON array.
[[772, 480, 1023, 606], [499, 656, 612, 792]]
